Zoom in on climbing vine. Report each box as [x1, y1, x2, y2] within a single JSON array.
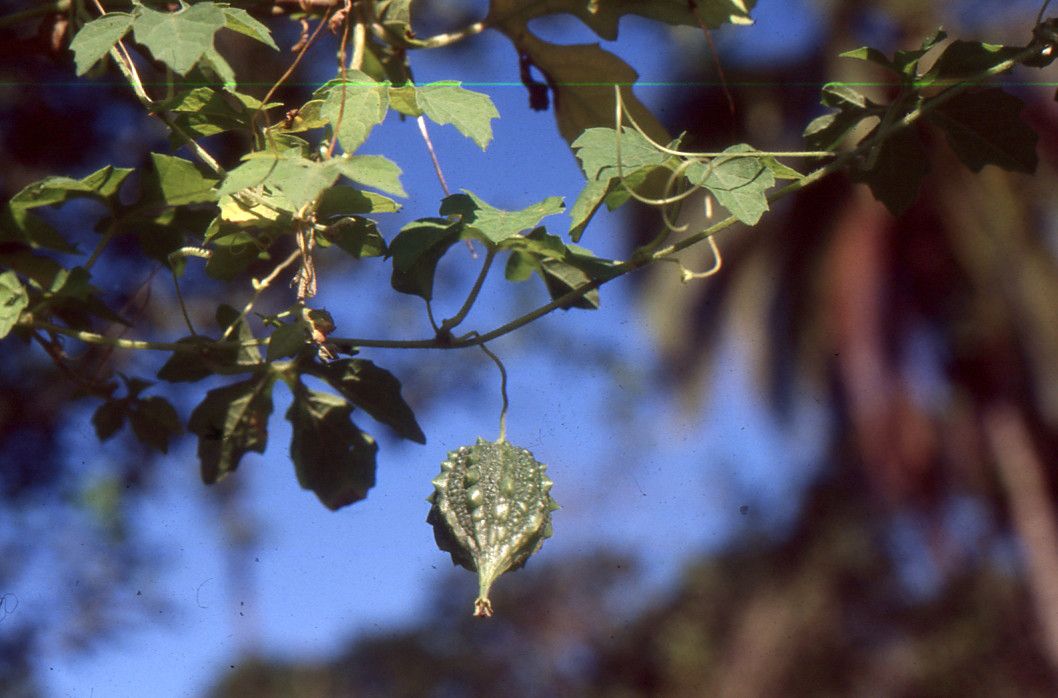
[[2, 0, 1056, 612]]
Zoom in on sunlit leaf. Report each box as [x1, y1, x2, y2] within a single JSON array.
[[70, 12, 135, 75], [221, 6, 279, 50], [415, 83, 499, 150], [320, 71, 389, 154], [0, 271, 29, 338], [440, 191, 564, 244], [132, 3, 226, 76], [151, 153, 219, 205], [686, 146, 775, 225]]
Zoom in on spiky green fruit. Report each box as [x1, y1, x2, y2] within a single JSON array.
[[427, 438, 558, 617]]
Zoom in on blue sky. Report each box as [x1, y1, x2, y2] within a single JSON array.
[[10, 0, 1032, 694]]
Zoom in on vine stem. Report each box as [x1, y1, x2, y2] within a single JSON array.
[[220, 249, 303, 342], [440, 248, 496, 335], [325, 1, 354, 160], [477, 341, 509, 442]]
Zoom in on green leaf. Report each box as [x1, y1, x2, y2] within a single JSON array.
[[820, 83, 871, 111], [266, 321, 307, 361], [132, 3, 226, 75], [70, 12, 135, 75], [893, 28, 947, 75], [0, 271, 28, 339], [317, 186, 400, 219], [926, 40, 1021, 83], [415, 83, 499, 150], [760, 157, 804, 181], [199, 47, 236, 87], [539, 258, 600, 310], [388, 218, 463, 300], [165, 87, 248, 138], [686, 146, 775, 225], [128, 396, 182, 453], [572, 127, 669, 181], [151, 153, 219, 205], [568, 178, 613, 242], [500, 227, 568, 260], [157, 337, 234, 383], [92, 400, 126, 441], [928, 89, 1038, 174], [10, 166, 133, 210], [840, 46, 899, 73], [439, 191, 564, 244], [221, 6, 279, 50], [1, 208, 76, 254], [188, 373, 275, 484], [216, 303, 263, 365], [219, 155, 341, 209], [320, 217, 386, 258], [204, 230, 262, 281], [0, 250, 63, 289], [504, 250, 538, 282], [387, 85, 421, 116], [852, 127, 929, 216], [287, 385, 378, 510], [320, 71, 389, 154], [308, 359, 425, 443], [803, 109, 871, 151], [333, 155, 406, 197], [270, 99, 328, 134]]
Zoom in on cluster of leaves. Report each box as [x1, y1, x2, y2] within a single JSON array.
[[4, 0, 754, 510], [805, 30, 1044, 214], [2, 0, 1057, 515]]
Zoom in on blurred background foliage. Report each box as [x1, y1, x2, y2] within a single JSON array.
[[3, 0, 1058, 695]]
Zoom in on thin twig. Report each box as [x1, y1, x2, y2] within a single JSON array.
[[252, 6, 334, 142], [221, 248, 303, 342], [418, 116, 451, 196], [326, 1, 353, 159]]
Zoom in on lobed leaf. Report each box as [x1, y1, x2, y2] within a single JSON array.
[[70, 13, 135, 76], [320, 217, 387, 258], [221, 7, 279, 50], [151, 153, 219, 206], [132, 3, 227, 76], [333, 155, 406, 197], [572, 127, 670, 182], [685, 146, 775, 225], [439, 191, 564, 244], [188, 373, 275, 484], [287, 385, 378, 510], [266, 321, 308, 361], [308, 359, 426, 443], [485, 0, 753, 41], [928, 89, 1038, 174], [415, 83, 499, 150], [128, 396, 182, 454], [852, 127, 929, 216], [320, 71, 389, 154], [388, 218, 463, 300]]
